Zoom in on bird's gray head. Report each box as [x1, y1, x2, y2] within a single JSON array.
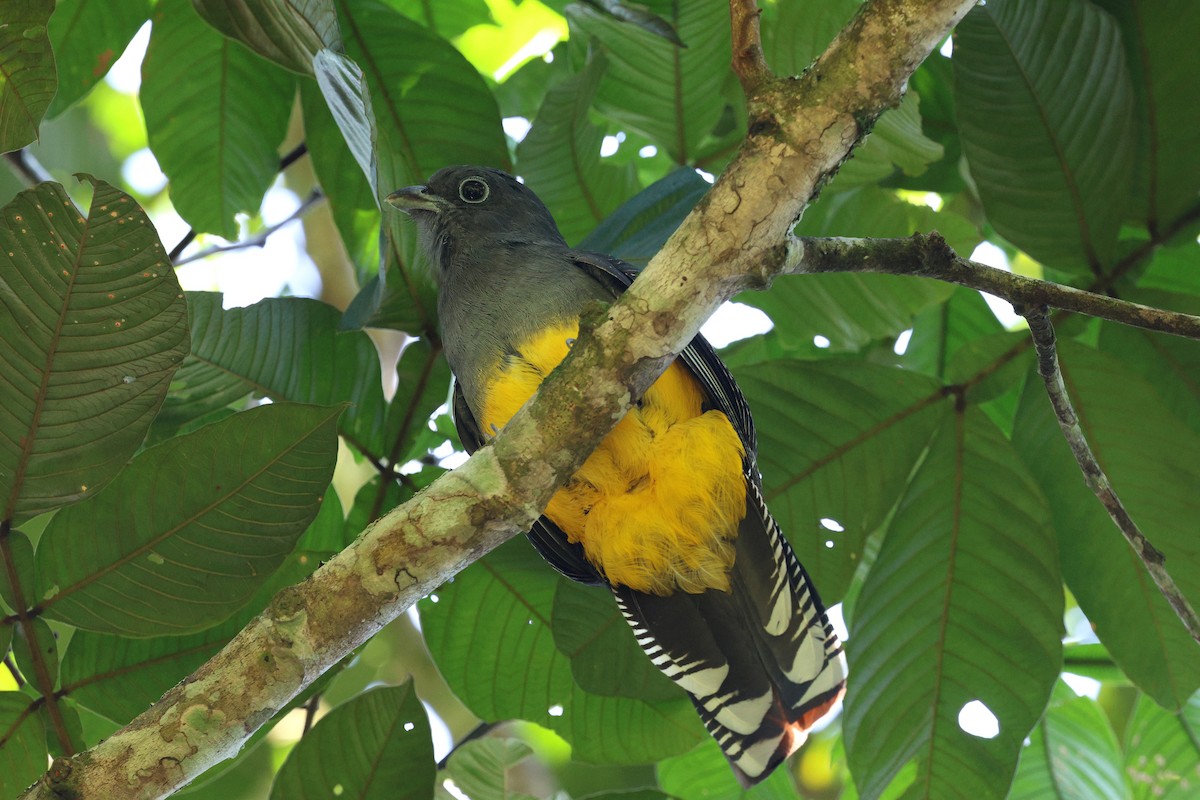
[[386, 166, 566, 277]]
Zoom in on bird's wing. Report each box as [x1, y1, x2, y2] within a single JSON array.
[[451, 380, 604, 584]]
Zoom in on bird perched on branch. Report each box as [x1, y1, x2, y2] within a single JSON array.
[[388, 166, 845, 784]]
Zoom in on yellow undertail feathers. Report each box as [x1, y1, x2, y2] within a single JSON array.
[[481, 321, 747, 595]]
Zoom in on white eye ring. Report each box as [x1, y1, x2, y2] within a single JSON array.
[[458, 177, 490, 204]]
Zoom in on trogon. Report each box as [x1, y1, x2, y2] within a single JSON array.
[[388, 166, 846, 785]]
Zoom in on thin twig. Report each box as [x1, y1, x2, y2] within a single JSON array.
[[4, 150, 53, 186], [788, 233, 1200, 340], [3, 654, 26, 688], [729, 0, 772, 94], [436, 720, 497, 770], [1019, 306, 1200, 646], [301, 693, 321, 736], [172, 189, 325, 267]]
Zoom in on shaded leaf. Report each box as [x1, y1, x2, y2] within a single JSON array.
[[384, 337, 451, 465], [837, 92, 944, 188], [844, 409, 1062, 799], [192, 0, 341, 75], [0, 0, 55, 153], [760, 0, 859, 76], [0, 692, 44, 799], [0, 529, 34, 611], [0, 178, 188, 524], [47, 0, 152, 117], [578, 167, 709, 267], [420, 538, 704, 764], [567, 0, 731, 164], [1124, 690, 1200, 800], [141, 0, 295, 237], [1010, 687, 1130, 800], [1011, 344, 1200, 709], [269, 682, 435, 800], [903, 287, 1005, 380], [34, 402, 341, 636], [658, 737, 798, 800], [579, 0, 683, 46], [733, 360, 948, 602], [516, 52, 638, 245], [441, 738, 539, 800], [11, 617, 57, 689], [954, 0, 1134, 273], [311, 48, 378, 200]]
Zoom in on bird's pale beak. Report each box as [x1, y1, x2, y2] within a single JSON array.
[[385, 185, 445, 214]]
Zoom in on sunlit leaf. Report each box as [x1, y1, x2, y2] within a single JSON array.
[[0, 0, 55, 152], [141, 0, 295, 237], [955, 0, 1135, 274], [1012, 344, 1200, 709], [0, 692, 45, 799], [516, 52, 638, 245], [269, 682, 435, 800], [0, 178, 188, 524], [310, 48, 377, 200], [440, 738, 538, 800], [47, 0, 151, 117], [34, 402, 341, 636], [192, 0, 340, 75], [420, 538, 704, 764], [1124, 690, 1200, 800], [844, 408, 1063, 799], [386, 0, 492, 40]]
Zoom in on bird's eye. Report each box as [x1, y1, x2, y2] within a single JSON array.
[[458, 177, 490, 204]]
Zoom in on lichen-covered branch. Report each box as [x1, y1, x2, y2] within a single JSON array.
[[19, 0, 977, 796], [786, 233, 1200, 340], [1019, 307, 1200, 646]]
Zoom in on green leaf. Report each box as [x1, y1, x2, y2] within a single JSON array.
[[192, 0, 341, 75], [551, 577, 678, 701], [516, 52, 638, 245], [0, 529, 34, 611], [269, 682, 435, 800], [310, 48, 378, 200], [1011, 344, 1200, 709], [385, 0, 492, 40], [954, 0, 1135, 274], [734, 360, 948, 602], [760, 0, 860, 76], [34, 402, 341, 636], [46, 0, 152, 117], [0, 178, 188, 524], [141, 0, 295, 237], [577, 0, 683, 46], [1009, 688, 1131, 800], [903, 288, 1005, 380], [11, 617, 57, 689], [844, 408, 1063, 800], [567, 0, 731, 164], [657, 737, 798, 800], [0, 0, 55, 153], [1093, 0, 1200, 230], [578, 168, 709, 268], [1124, 690, 1200, 800], [837, 92, 944, 187], [420, 538, 704, 764], [166, 293, 389, 455], [0, 692, 45, 799], [383, 337, 451, 465], [440, 738, 538, 800]]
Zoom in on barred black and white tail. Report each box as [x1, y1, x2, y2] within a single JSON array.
[[612, 477, 846, 785]]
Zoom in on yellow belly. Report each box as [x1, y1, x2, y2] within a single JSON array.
[[480, 321, 746, 595]]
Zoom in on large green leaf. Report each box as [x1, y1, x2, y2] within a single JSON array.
[[192, 0, 341, 75], [34, 402, 341, 636], [386, 0, 492, 40], [0, 178, 188, 524], [844, 408, 1063, 800], [760, 0, 859, 76], [733, 360, 948, 602], [439, 738, 539, 800], [836, 91, 944, 188], [1011, 344, 1200, 709], [164, 293, 389, 455], [419, 538, 704, 764], [46, 0, 152, 117], [61, 492, 343, 723], [657, 737, 797, 800], [383, 337, 451, 466], [141, 0, 295, 238], [0, 692, 45, 799], [1009, 687, 1130, 800], [269, 682, 435, 800], [954, 0, 1134, 274], [1093, 0, 1200, 231], [1124, 690, 1200, 800], [567, 0, 731, 164], [0, 0, 55, 153], [516, 52, 638, 245], [11, 616, 57, 689], [903, 288, 1005, 381], [578, 168, 709, 267]]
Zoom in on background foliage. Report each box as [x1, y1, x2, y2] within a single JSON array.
[[1, 0, 1198, 797]]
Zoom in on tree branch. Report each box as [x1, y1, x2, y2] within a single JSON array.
[[19, 0, 977, 796], [730, 0, 770, 94], [1018, 307, 1200, 646], [786, 233, 1200, 340]]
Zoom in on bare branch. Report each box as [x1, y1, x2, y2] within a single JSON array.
[[171, 190, 325, 267], [730, 0, 771, 94], [1019, 307, 1200, 646], [786, 233, 1200, 340], [3, 150, 53, 186]]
